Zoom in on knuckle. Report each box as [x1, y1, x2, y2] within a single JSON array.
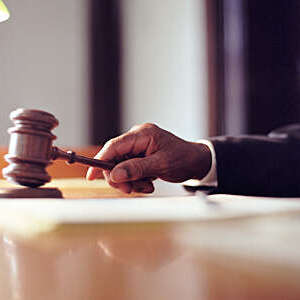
[[140, 123, 161, 143], [143, 122, 159, 130], [104, 138, 118, 150], [129, 124, 141, 131], [130, 160, 145, 179], [119, 133, 134, 144], [131, 123, 159, 131], [104, 134, 130, 152], [157, 153, 171, 172]]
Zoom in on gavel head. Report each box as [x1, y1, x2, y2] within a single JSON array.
[[2, 108, 59, 188]]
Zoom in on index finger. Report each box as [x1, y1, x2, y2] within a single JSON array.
[[97, 131, 152, 161], [86, 131, 152, 180]]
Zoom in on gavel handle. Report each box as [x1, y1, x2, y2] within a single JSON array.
[[51, 147, 115, 170]]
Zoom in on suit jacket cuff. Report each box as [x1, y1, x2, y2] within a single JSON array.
[[183, 139, 218, 187]]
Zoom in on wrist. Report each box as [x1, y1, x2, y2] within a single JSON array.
[[189, 142, 212, 180]]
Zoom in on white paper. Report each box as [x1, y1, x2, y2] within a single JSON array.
[[0, 194, 300, 226]]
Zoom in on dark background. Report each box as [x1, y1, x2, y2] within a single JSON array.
[[90, 0, 300, 140], [209, 0, 300, 135]]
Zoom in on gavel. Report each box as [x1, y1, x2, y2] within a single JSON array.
[[2, 108, 115, 188]]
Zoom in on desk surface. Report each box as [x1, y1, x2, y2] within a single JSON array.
[[0, 179, 300, 300], [1, 215, 300, 300]]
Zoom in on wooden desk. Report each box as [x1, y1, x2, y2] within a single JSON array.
[[0, 180, 300, 299], [0, 213, 300, 300], [0, 178, 188, 199]]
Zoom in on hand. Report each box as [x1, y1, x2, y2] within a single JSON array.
[[86, 123, 212, 194]]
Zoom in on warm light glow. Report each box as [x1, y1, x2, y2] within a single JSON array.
[[0, 0, 9, 22]]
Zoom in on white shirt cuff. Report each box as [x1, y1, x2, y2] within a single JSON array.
[[183, 139, 218, 187]]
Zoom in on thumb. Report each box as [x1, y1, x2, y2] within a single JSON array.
[[110, 155, 160, 183]]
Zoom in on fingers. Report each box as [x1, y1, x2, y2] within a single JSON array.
[[98, 129, 154, 162], [107, 179, 154, 194], [103, 170, 133, 194], [86, 166, 101, 180], [86, 144, 116, 180], [104, 170, 154, 194], [110, 155, 161, 183], [86, 127, 156, 181], [86, 123, 163, 194], [132, 180, 154, 193]]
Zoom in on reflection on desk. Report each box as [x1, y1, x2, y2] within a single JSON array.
[[1, 212, 300, 300], [0, 179, 300, 299], [0, 224, 190, 300]]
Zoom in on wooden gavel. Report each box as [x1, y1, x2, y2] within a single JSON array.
[[2, 108, 115, 188]]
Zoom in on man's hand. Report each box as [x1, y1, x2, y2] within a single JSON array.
[[86, 123, 212, 194]]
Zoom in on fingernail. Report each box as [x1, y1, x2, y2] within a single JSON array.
[[86, 167, 94, 180], [111, 168, 128, 182], [103, 170, 110, 181]]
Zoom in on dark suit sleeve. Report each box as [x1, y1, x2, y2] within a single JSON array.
[[210, 135, 300, 197]]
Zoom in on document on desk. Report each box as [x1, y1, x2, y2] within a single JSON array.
[[0, 194, 300, 236]]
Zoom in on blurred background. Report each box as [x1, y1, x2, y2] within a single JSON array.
[[0, 0, 299, 146]]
